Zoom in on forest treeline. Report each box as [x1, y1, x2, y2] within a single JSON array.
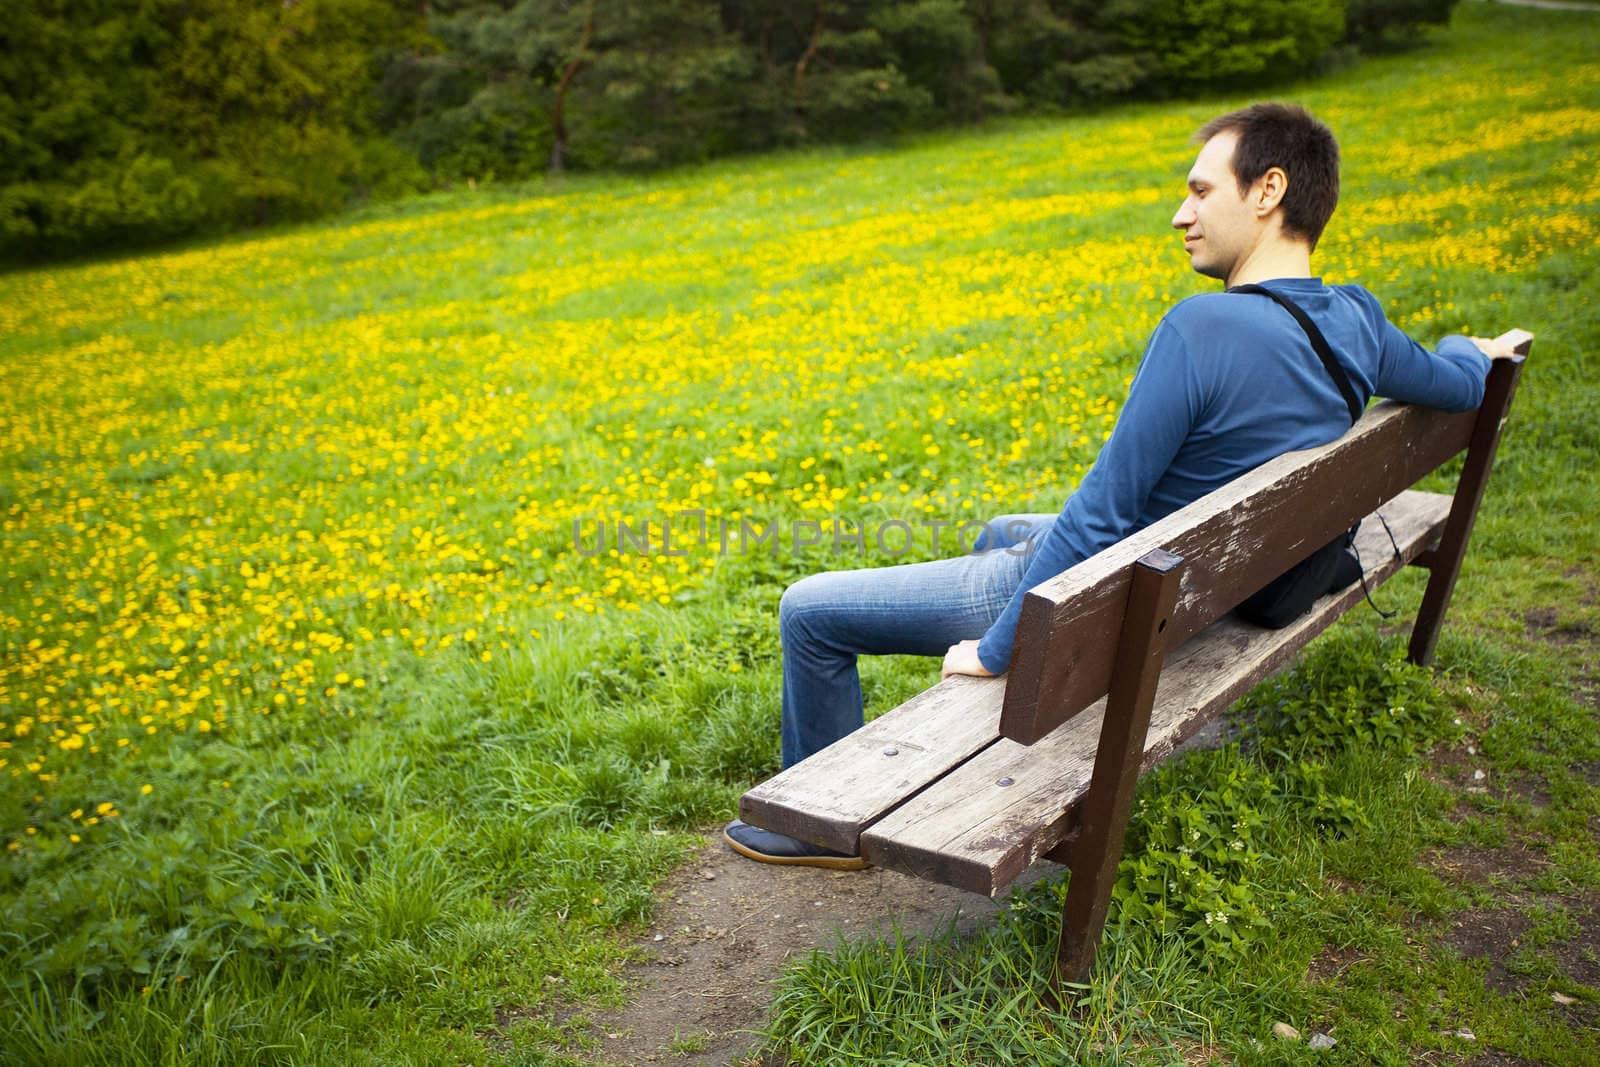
[[1, 0, 1455, 260]]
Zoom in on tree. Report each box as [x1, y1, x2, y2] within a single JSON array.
[[564, 0, 760, 168], [1, 0, 422, 257], [383, 0, 762, 176], [971, 0, 1149, 105], [1098, 0, 1346, 88], [870, 0, 998, 121], [548, 1, 595, 171], [1344, 0, 1458, 48], [0, 0, 188, 247], [5, 0, 1449, 258]]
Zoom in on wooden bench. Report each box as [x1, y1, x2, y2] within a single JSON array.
[[741, 349, 1528, 987]]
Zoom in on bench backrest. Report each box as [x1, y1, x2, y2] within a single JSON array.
[[1000, 356, 1524, 745]]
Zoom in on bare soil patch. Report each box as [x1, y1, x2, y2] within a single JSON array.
[[1415, 754, 1600, 1050], [1443, 907, 1535, 993], [1423, 732, 1506, 818], [569, 829, 1057, 1066], [1575, 674, 1599, 711], [1426, 739, 1494, 788], [1411, 700, 1600, 1051], [1305, 942, 1374, 984], [1423, 841, 1552, 888], [1454, 1053, 1544, 1066], [1522, 607, 1594, 647], [1409, 1048, 1544, 1067], [1579, 759, 1600, 789], [1546, 895, 1600, 986]]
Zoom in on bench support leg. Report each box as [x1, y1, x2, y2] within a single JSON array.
[[1054, 549, 1185, 991], [1408, 355, 1526, 667]]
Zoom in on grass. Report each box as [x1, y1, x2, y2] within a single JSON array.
[[1, 2, 1598, 1063]]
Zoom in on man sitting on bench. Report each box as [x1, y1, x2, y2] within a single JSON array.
[[724, 102, 1523, 870]]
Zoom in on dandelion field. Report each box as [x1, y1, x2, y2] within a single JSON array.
[[2, 4, 1598, 1063]]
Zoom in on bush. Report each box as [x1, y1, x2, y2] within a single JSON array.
[[1344, 0, 1459, 48], [1106, 0, 1348, 87], [1, 0, 423, 259], [0, 156, 206, 250]]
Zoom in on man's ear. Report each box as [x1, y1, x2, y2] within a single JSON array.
[[1254, 166, 1289, 217]]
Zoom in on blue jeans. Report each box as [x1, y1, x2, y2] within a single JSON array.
[[779, 513, 1056, 768]]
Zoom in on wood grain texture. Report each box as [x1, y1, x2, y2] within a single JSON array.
[[1056, 549, 1186, 985], [859, 491, 1451, 895], [1410, 355, 1526, 664], [1001, 401, 1476, 744], [738, 673, 1005, 854]]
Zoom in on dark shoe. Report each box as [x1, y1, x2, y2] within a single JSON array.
[[723, 819, 868, 870]]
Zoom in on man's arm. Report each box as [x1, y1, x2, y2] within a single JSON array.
[[956, 319, 1203, 676], [1366, 288, 1526, 410]]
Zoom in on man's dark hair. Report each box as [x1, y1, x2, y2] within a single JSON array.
[[1195, 103, 1340, 250]]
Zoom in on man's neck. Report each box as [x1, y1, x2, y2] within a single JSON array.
[[1224, 241, 1314, 289]]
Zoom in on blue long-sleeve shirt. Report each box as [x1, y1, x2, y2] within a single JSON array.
[[974, 277, 1491, 673]]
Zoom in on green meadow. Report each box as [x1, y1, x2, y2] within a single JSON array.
[[1, 3, 1597, 1063]]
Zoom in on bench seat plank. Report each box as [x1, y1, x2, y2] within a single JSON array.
[[738, 673, 1006, 854], [859, 489, 1451, 895]]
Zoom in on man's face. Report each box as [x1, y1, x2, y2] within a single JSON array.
[[1172, 130, 1258, 282]]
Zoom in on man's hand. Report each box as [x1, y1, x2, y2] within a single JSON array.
[[1469, 328, 1533, 360], [942, 639, 996, 679]]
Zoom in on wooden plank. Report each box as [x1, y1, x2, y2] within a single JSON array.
[[1002, 401, 1477, 744], [738, 672, 1005, 854], [860, 491, 1451, 895], [1056, 549, 1185, 986], [1410, 354, 1527, 664]]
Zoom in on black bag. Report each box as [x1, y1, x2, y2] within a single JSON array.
[[1235, 525, 1364, 629], [1227, 284, 1365, 630]]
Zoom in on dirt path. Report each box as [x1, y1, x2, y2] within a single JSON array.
[[577, 831, 1057, 1066], [573, 723, 1231, 1065]]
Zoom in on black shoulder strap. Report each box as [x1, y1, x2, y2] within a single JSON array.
[[1228, 283, 1363, 425]]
